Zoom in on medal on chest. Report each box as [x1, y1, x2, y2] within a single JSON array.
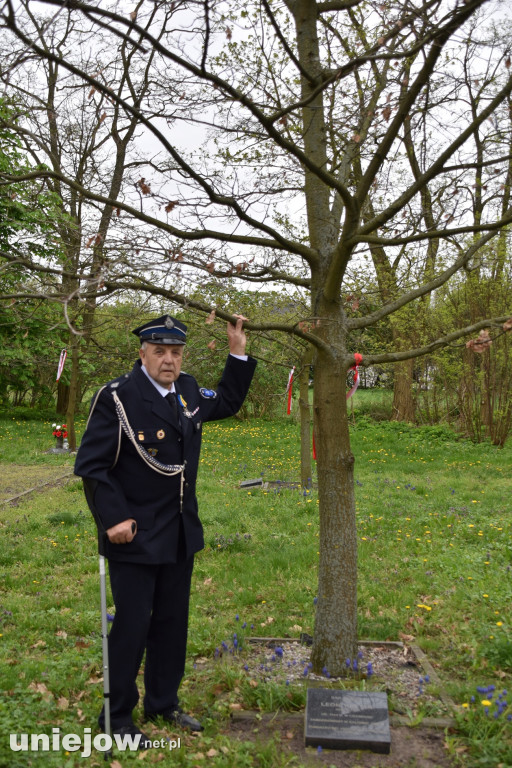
[[177, 393, 199, 419]]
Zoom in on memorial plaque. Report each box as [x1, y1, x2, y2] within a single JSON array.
[[304, 688, 391, 754]]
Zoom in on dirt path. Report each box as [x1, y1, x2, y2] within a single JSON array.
[[230, 713, 455, 768], [0, 464, 74, 504]]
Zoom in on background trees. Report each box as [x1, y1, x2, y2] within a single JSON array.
[[0, 4, 165, 446], [1, 0, 511, 672], [0, 97, 66, 409]]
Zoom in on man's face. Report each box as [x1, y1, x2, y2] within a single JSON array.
[[139, 343, 184, 388]]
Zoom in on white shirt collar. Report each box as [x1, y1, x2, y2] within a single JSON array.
[[141, 364, 176, 398]]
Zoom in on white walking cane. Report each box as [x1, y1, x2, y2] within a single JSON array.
[[97, 521, 136, 757], [98, 540, 111, 751], [83, 480, 112, 757]]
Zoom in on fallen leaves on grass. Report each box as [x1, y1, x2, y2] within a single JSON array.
[[28, 681, 52, 701]]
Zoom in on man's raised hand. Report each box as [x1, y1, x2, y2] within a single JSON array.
[[227, 314, 249, 356]]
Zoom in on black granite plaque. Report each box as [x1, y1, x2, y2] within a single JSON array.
[[304, 688, 391, 753]]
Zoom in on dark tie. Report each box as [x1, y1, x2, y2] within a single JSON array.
[[165, 391, 178, 419]]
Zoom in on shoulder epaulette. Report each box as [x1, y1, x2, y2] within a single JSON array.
[[108, 372, 131, 389], [85, 372, 131, 430]]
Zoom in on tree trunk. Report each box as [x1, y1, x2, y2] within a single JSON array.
[[291, 0, 358, 673], [56, 380, 69, 415], [392, 358, 415, 422], [311, 348, 358, 674]]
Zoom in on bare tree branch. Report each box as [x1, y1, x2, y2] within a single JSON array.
[[357, 316, 512, 366]]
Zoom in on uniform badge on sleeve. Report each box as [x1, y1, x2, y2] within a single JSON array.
[[199, 388, 217, 399]]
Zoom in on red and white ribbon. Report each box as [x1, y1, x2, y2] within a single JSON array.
[[56, 349, 67, 381], [286, 366, 295, 415], [346, 353, 363, 400]]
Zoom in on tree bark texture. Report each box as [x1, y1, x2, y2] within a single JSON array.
[[311, 346, 358, 673], [56, 380, 69, 415], [292, 0, 359, 671], [392, 358, 415, 422]]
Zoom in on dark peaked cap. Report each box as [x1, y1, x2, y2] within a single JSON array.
[[132, 314, 187, 345]]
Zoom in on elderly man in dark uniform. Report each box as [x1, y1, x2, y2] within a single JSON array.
[[75, 313, 256, 746]]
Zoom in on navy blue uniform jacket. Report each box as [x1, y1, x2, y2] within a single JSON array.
[[74, 355, 256, 564]]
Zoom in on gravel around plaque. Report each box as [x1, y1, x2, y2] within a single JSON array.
[[211, 637, 454, 722]]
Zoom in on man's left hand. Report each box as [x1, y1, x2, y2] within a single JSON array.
[[227, 315, 248, 356]]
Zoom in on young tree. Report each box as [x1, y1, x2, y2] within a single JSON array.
[[1, 0, 512, 673]]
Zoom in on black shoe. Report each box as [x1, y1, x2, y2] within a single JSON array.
[[112, 724, 153, 750], [145, 706, 203, 732]]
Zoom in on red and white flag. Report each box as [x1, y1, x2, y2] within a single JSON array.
[[346, 353, 363, 400], [56, 349, 67, 381], [286, 366, 295, 415]]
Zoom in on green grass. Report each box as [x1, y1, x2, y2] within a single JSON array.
[[0, 409, 511, 767]]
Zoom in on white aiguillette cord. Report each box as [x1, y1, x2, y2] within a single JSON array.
[[112, 390, 186, 512]]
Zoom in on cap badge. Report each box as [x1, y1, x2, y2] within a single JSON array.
[[165, 316, 174, 329]]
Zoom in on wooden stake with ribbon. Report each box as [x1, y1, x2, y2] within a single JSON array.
[[56, 349, 67, 381], [346, 353, 363, 400], [286, 366, 295, 415]]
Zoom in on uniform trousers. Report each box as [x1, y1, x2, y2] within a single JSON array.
[[100, 528, 194, 729]]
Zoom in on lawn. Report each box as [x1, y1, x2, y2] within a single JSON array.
[[0, 400, 510, 767]]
